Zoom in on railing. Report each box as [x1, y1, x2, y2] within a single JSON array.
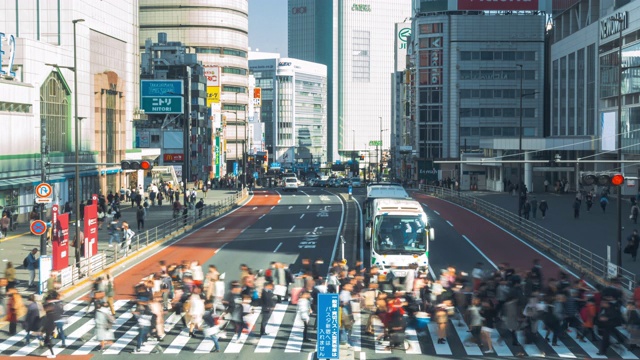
[[419, 185, 637, 290], [58, 189, 248, 289]]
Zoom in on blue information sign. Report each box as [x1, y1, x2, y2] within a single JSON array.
[[317, 293, 339, 359], [141, 80, 183, 97], [140, 80, 185, 114], [348, 185, 353, 195], [233, 162, 238, 176]]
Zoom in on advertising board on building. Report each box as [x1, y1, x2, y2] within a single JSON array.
[[207, 86, 220, 107], [163, 153, 184, 162], [83, 194, 99, 258], [51, 205, 69, 271], [203, 64, 220, 87], [140, 80, 184, 114], [394, 23, 411, 71]]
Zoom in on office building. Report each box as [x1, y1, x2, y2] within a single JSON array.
[[249, 54, 327, 171], [288, 0, 412, 162]]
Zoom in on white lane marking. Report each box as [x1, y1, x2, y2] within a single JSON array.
[[278, 199, 281, 203], [405, 326, 422, 354], [446, 220, 453, 227], [274, 242, 283, 253], [490, 328, 513, 356], [72, 307, 139, 354], [255, 302, 288, 352], [327, 193, 346, 277], [284, 311, 305, 353], [265, 227, 273, 233], [354, 199, 364, 272], [373, 317, 390, 353], [306, 205, 310, 209], [462, 235, 498, 270], [215, 243, 226, 254], [309, 199, 312, 203], [535, 321, 575, 358], [516, 329, 544, 357], [352, 311, 362, 351], [610, 334, 639, 359], [164, 327, 192, 354], [98, 317, 138, 355], [259, 214, 265, 219], [217, 227, 225, 233], [360, 351, 367, 360], [241, 227, 248, 233], [224, 308, 261, 353], [433, 210, 440, 215], [271, 206, 276, 210], [427, 319, 452, 355], [566, 326, 605, 358], [300, 214, 305, 219], [289, 206, 293, 209], [253, 207, 258, 210], [290, 225, 296, 232]]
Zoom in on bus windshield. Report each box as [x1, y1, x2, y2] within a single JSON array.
[[372, 214, 426, 255]]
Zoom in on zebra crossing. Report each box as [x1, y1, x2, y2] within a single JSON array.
[[1, 299, 639, 358]]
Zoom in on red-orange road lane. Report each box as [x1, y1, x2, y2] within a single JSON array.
[[413, 193, 569, 281], [110, 191, 280, 300]]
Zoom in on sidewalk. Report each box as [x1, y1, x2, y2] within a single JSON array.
[[469, 190, 640, 276], [1, 188, 242, 294]]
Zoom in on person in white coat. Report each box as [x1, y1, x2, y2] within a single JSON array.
[[297, 291, 312, 342], [188, 287, 205, 337]]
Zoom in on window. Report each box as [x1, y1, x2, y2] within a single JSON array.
[[222, 85, 247, 93], [222, 48, 247, 58], [151, 135, 160, 143], [353, 30, 370, 82], [40, 72, 70, 153], [222, 67, 248, 76]]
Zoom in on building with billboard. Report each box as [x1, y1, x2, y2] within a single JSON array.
[[249, 53, 327, 171], [288, 0, 412, 162], [0, 0, 139, 219], [140, 0, 249, 177]]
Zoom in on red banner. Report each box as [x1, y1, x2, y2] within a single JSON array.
[[52, 204, 69, 271], [83, 194, 99, 258], [458, 0, 539, 11]]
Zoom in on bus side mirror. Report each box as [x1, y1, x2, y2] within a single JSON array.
[[365, 224, 372, 241], [429, 227, 435, 241]]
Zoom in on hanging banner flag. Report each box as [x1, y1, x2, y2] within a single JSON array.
[[83, 194, 99, 258], [51, 205, 69, 271]]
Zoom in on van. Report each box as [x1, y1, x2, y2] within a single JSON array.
[[283, 177, 298, 192]]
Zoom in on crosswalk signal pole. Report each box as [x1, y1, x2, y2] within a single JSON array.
[[40, 118, 48, 256]]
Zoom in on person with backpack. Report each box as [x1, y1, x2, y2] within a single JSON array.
[[136, 205, 145, 231], [24, 248, 39, 288]]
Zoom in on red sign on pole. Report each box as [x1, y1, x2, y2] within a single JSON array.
[[83, 194, 99, 258], [52, 204, 69, 271], [457, 0, 540, 11]]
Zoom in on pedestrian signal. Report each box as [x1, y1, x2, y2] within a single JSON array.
[[121, 160, 154, 171]]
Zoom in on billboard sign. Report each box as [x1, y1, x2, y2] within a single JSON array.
[[51, 205, 69, 271], [140, 80, 184, 114], [204, 64, 220, 86], [317, 293, 339, 359], [394, 23, 411, 71], [83, 194, 99, 258], [457, 0, 540, 11], [601, 112, 616, 151], [207, 86, 221, 106], [253, 87, 262, 107], [164, 153, 184, 162]]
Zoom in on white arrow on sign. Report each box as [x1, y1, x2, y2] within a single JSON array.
[[265, 227, 272, 233], [217, 227, 225, 234]]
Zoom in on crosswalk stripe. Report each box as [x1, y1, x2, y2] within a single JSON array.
[[373, 317, 390, 353], [609, 336, 639, 359], [490, 328, 513, 356], [536, 321, 576, 358], [72, 304, 135, 355], [351, 311, 362, 352], [45, 300, 130, 356], [567, 326, 605, 359], [225, 308, 261, 353], [451, 310, 483, 355], [164, 328, 191, 354], [194, 334, 218, 353], [284, 311, 306, 353], [517, 329, 544, 357], [426, 320, 452, 355], [102, 324, 139, 355], [0, 300, 83, 355], [255, 303, 288, 352], [405, 326, 422, 354]]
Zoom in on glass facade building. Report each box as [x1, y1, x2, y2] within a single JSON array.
[[288, 0, 411, 161]]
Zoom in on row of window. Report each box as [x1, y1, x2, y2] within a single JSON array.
[[459, 107, 536, 118], [459, 70, 536, 81], [222, 85, 246, 93], [459, 89, 537, 99], [195, 47, 247, 58], [460, 51, 536, 61], [0, 102, 32, 113], [460, 126, 521, 137]]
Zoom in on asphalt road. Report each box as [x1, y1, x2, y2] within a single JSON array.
[[4, 187, 639, 360]]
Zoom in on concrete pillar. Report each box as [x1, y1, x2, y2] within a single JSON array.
[[524, 151, 533, 193]]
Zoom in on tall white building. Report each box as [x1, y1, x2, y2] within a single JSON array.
[[288, 0, 411, 161], [139, 0, 249, 175], [249, 53, 327, 169]]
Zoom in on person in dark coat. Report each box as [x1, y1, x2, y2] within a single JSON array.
[[573, 198, 581, 219], [539, 200, 549, 219], [628, 229, 640, 262], [43, 291, 66, 357], [597, 300, 621, 355], [24, 294, 43, 344], [260, 282, 277, 335]]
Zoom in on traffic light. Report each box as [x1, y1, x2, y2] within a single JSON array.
[[121, 160, 153, 171], [582, 173, 624, 186]]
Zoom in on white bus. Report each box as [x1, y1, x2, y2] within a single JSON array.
[[364, 198, 434, 278], [363, 183, 410, 224]]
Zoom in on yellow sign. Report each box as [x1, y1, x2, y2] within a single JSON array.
[[207, 86, 220, 106]]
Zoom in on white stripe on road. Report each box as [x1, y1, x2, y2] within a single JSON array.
[[566, 326, 605, 359], [290, 225, 296, 232], [259, 214, 265, 219], [462, 235, 498, 270], [224, 308, 261, 353], [427, 320, 452, 355], [405, 326, 422, 354], [536, 320, 575, 358], [490, 328, 513, 357], [452, 311, 482, 355], [446, 220, 453, 227], [215, 243, 226, 254], [300, 214, 305, 219], [517, 329, 544, 357], [351, 311, 362, 352], [72, 308, 134, 354], [91, 311, 137, 355], [255, 302, 288, 352], [306, 205, 310, 209], [373, 317, 390, 353], [284, 311, 306, 353], [164, 327, 191, 354], [274, 242, 283, 253], [253, 207, 258, 210], [271, 206, 276, 210]]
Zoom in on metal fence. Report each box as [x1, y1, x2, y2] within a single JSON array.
[[59, 189, 248, 288], [419, 185, 637, 290]]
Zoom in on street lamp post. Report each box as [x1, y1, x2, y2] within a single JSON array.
[[615, 20, 625, 267], [72, 19, 84, 269]]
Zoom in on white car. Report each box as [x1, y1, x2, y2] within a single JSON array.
[[283, 177, 299, 192]]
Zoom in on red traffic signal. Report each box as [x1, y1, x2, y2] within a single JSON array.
[[611, 174, 625, 186], [583, 173, 624, 187], [121, 160, 154, 171]]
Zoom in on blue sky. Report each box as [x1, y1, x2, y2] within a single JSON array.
[[249, 0, 288, 56]]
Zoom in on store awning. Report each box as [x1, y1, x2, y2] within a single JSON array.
[[0, 175, 66, 190]]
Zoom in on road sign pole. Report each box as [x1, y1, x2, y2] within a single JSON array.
[[40, 117, 48, 256]]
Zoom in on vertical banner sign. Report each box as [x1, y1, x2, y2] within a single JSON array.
[[215, 136, 221, 178], [38, 255, 52, 295], [51, 205, 69, 270], [84, 194, 99, 258], [317, 293, 339, 359]]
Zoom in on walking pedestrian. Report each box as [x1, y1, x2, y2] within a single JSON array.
[[132, 302, 153, 353], [260, 282, 276, 335], [136, 205, 145, 231], [95, 301, 115, 351], [121, 222, 134, 256], [107, 219, 120, 247], [573, 198, 581, 219], [105, 273, 116, 315], [600, 195, 609, 213], [4, 261, 16, 291], [297, 291, 312, 342], [530, 196, 538, 219], [626, 229, 640, 262], [24, 294, 43, 346], [480, 299, 496, 353], [631, 203, 639, 224], [24, 248, 39, 288], [539, 200, 549, 219]]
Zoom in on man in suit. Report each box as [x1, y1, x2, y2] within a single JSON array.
[[260, 282, 276, 335]]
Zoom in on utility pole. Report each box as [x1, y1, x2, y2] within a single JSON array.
[[516, 63, 524, 217], [73, 18, 84, 269], [39, 118, 48, 256], [616, 20, 624, 267]]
